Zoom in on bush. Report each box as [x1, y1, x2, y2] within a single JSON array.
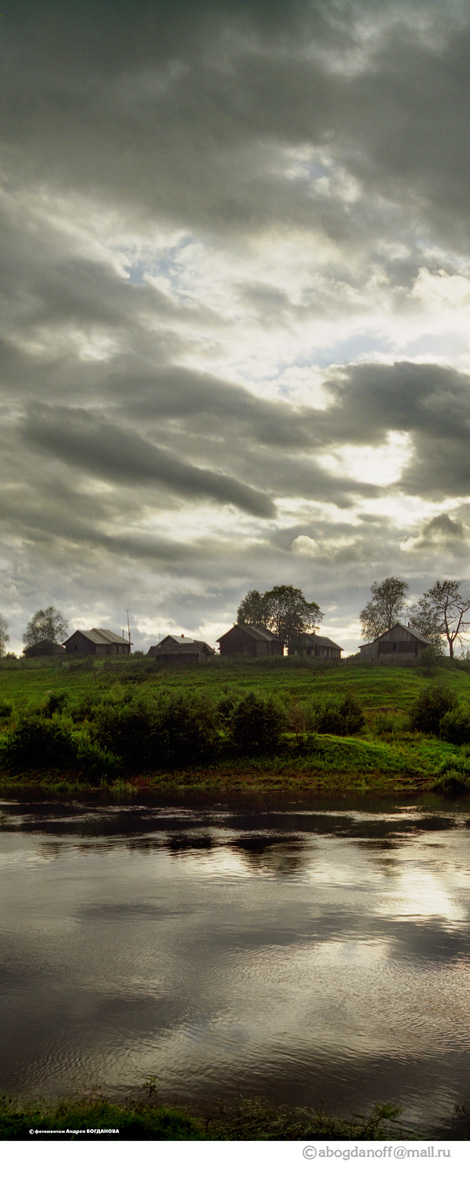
[[89, 697, 160, 770], [409, 684, 457, 735], [157, 695, 221, 766], [89, 692, 221, 769], [371, 712, 405, 738], [229, 692, 286, 754], [216, 692, 238, 723], [43, 689, 70, 717], [314, 694, 365, 736], [418, 646, 441, 676], [75, 733, 122, 784], [0, 699, 12, 719], [434, 753, 470, 794], [4, 715, 76, 770], [439, 705, 470, 745]]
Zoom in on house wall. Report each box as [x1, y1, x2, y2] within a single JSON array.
[[64, 634, 97, 656], [360, 624, 429, 663], [220, 634, 257, 657], [219, 626, 283, 657], [64, 634, 130, 657]]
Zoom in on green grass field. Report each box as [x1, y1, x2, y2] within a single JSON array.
[[1, 654, 470, 798]]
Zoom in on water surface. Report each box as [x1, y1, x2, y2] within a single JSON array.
[[1, 799, 469, 1136]]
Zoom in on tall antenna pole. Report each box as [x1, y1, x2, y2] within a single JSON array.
[[126, 609, 131, 646]]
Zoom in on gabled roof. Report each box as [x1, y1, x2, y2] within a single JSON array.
[[158, 634, 201, 646], [67, 628, 130, 646], [217, 622, 281, 643], [150, 635, 214, 655], [303, 634, 343, 650], [358, 621, 431, 648]]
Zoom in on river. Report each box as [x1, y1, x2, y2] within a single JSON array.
[[1, 796, 469, 1137]]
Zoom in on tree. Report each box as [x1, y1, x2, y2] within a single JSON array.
[[237, 584, 323, 646], [409, 580, 470, 659], [237, 589, 272, 630], [0, 614, 9, 658], [22, 606, 69, 650], [359, 577, 409, 640]]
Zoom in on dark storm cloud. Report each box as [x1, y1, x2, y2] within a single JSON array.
[[1, 0, 468, 252], [22, 405, 276, 518], [2, 0, 470, 647]]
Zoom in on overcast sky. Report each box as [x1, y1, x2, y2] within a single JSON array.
[[2, 0, 470, 654]]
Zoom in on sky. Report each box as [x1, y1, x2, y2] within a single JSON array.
[[2, 0, 470, 655]]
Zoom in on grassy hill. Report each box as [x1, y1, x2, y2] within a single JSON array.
[[1, 654, 470, 799]]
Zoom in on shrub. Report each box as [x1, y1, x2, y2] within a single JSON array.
[[418, 646, 441, 676], [43, 689, 70, 717], [0, 699, 12, 719], [75, 733, 122, 784], [439, 705, 470, 745], [216, 692, 238, 723], [4, 715, 76, 770], [89, 697, 159, 770], [314, 694, 365, 736], [89, 693, 220, 769], [157, 695, 221, 766], [434, 753, 470, 794], [229, 692, 286, 754], [409, 684, 456, 735], [371, 712, 405, 738]]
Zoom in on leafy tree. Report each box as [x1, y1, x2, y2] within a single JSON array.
[[237, 589, 272, 630], [0, 614, 9, 658], [359, 578, 409, 640], [237, 584, 323, 646], [409, 579, 470, 659], [22, 606, 69, 650]]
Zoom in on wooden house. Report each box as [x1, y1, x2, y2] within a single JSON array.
[[64, 628, 131, 656], [289, 634, 343, 660], [358, 622, 431, 663], [148, 634, 214, 665], [217, 622, 284, 657], [23, 640, 66, 658]]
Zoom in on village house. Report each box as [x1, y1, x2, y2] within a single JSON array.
[[23, 640, 66, 658], [148, 634, 215, 665], [64, 628, 131, 656], [358, 622, 431, 663], [289, 634, 343, 660], [217, 622, 284, 657]]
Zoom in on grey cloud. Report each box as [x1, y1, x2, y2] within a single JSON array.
[[422, 514, 465, 538], [402, 513, 468, 555], [22, 405, 275, 518], [2, 0, 469, 257]]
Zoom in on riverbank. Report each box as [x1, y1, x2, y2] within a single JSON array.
[[1, 657, 470, 800], [0, 1091, 420, 1141]]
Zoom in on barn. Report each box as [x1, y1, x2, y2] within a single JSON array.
[[148, 634, 215, 665], [217, 622, 284, 657], [358, 622, 431, 663], [289, 634, 343, 660], [64, 628, 131, 656], [23, 640, 66, 658]]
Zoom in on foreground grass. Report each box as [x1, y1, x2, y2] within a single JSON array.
[[0, 1092, 413, 1141]]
